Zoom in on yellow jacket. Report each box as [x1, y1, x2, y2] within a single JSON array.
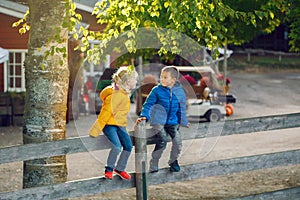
[[89, 86, 130, 137]]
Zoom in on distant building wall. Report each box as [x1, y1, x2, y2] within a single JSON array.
[[0, 13, 29, 92], [0, 13, 29, 49]]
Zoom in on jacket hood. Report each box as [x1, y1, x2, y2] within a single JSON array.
[[173, 81, 182, 89], [100, 86, 113, 101]]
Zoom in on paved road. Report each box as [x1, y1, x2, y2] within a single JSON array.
[[229, 71, 300, 119]]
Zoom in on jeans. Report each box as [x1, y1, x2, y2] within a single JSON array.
[[151, 124, 182, 164], [103, 125, 133, 172]]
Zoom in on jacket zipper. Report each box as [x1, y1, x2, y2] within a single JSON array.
[[166, 87, 172, 123]]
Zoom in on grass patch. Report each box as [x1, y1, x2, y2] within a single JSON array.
[[222, 54, 300, 72]]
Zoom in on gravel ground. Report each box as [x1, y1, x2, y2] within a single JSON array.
[[1, 69, 300, 199]]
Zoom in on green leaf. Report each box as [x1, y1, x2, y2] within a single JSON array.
[[83, 30, 89, 37], [92, 7, 100, 15], [80, 46, 87, 52], [164, 1, 171, 8], [71, 2, 76, 10], [254, 10, 265, 20], [269, 11, 274, 19], [81, 37, 88, 45], [73, 33, 78, 40], [75, 14, 82, 20]]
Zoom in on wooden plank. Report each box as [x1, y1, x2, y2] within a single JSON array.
[[0, 174, 136, 200], [0, 115, 11, 126], [0, 135, 112, 164], [0, 93, 11, 106], [0, 106, 12, 115], [12, 116, 23, 126], [0, 149, 299, 200], [12, 105, 24, 115], [1, 113, 300, 164], [178, 112, 300, 141], [147, 149, 300, 186], [232, 186, 300, 200]]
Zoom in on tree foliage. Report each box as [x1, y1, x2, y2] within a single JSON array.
[[75, 0, 290, 64], [222, 0, 288, 45], [13, 0, 80, 66], [287, 0, 300, 52], [13, 0, 296, 64]]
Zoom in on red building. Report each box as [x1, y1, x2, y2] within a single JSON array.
[[0, 0, 107, 93], [0, 0, 111, 125]]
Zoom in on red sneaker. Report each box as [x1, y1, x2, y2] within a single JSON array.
[[105, 171, 113, 180], [114, 169, 131, 180]]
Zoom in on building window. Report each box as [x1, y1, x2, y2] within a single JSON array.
[[7, 50, 26, 92]]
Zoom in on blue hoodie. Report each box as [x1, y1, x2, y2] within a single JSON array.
[[140, 82, 189, 126]]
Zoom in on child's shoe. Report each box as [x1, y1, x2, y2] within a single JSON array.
[[105, 171, 113, 180], [169, 160, 180, 172], [149, 159, 159, 173], [114, 169, 131, 180]]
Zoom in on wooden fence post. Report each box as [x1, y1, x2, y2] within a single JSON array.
[[247, 52, 251, 62], [134, 120, 148, 200]]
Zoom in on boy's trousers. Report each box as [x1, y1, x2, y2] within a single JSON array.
[[151, 124, 182, 164]]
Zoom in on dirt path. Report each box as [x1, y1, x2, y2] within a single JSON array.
[[1, 70, 300, 199], [70, 164, 300, 200]]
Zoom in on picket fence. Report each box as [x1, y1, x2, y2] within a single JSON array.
[[0, 112, 300, 199]]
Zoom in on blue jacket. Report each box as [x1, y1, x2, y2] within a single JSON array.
[[140, 82, 189, 126]]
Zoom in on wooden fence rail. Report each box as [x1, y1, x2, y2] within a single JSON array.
[[0, 150, 299, 199], [1, 112, 299, 164], [0, 112, 300, 199], [233, 48, 300, 62]]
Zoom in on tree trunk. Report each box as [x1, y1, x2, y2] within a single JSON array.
[[67, 39, 84, 123], [23, 0, 69, 188]]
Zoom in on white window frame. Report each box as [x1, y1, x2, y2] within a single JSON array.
[[4, 49, 27, 92]]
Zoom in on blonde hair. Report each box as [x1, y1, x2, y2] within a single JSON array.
[[112, 65, 138, 93]]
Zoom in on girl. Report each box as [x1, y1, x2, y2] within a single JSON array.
[[89, 65, 138, 180]]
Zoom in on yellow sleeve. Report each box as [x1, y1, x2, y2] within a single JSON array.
[[89, 120, 102, 137]]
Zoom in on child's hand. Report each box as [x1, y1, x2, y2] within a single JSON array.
[[186, 122, 191, 128], [135, 117, 146, 126]]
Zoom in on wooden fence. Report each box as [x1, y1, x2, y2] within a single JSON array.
[[233, 48, 300, 62], [0, 92, 25, 126], [0, 112, 300, 199]]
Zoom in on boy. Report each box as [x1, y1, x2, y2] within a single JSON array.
[[136, 66, 189, 172]]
